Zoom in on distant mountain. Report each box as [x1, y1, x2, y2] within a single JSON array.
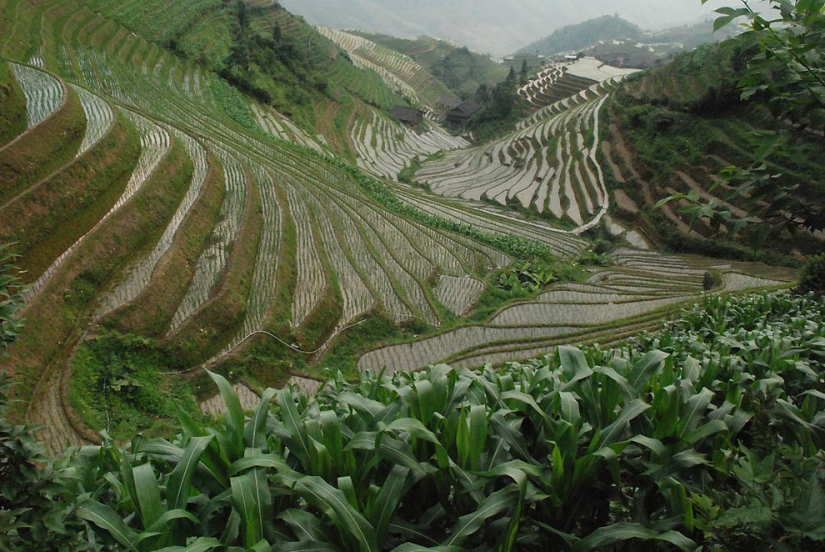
[[517, 15, 643, 56], [518, 16, 739, 69], [275, 0, 716, 57]]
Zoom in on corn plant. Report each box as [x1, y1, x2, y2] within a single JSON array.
[[10, 292, 823, 550]]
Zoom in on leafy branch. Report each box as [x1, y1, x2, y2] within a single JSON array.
[[656, 1, 825, 245]]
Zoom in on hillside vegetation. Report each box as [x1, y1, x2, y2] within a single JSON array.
[[0, 0, 805, 448], [349, 33, 511, 98], [3, 288, 824, 550], [1, 0, 823, 549], [520, 15, 645, 56], [607, 38, 825, 258], [0, 0, 825, 552]]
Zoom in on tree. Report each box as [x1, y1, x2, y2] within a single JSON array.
[[705, 0, 825, 129], [659, 1, 825, 247]]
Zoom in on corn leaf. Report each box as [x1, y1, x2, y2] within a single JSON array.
[[230, 452, 289, 475], [558, 346, 593, 385], [391, 545, 462, 552], [628, 350, 669, 392], [206, 370, 245, 457], [369, 465, 409, 544], [143, 509, 200, 534], [231, 474, 263, 547], [132, 462, 163, 529], [377, 435, 437, 477], [279, 508, 330, 542], [275, 542, 340, 551], [167, 436, 213, 510], [277, 387, 313, 469], [678, 388, 714, 440], [337, 392, 387, 418], [598, 399, 651, 447], [154, 537, 222, 552], [293, 475, 378, 552], [76, 500, 139, 550], [245, 388, 276, 449], [441, 486, 518, 547], [572, 523, 696, 552], [383, 418, 441, 446], [593, 366, 635, 400], [489, 412, 533, 461]]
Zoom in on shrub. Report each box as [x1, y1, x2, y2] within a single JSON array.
[[796, 253, 825, 295], [0, 244, 24, 352]]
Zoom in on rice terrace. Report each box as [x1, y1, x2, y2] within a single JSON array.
[[1, 0, 824, 550]]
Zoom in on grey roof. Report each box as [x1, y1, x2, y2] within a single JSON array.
[[389, 105, 423, 123], [437, 96, 462, 108], [447, 99, 481, 119]]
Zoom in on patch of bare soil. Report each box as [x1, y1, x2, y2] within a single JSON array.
[[613, 189, 639, 215], [600, 140, 625, 183]]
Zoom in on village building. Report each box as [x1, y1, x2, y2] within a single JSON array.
[[389, 105, 424, 125], [445, 99, 481, 128], [435, 96, 462, 117]]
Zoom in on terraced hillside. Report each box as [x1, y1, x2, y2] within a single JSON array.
[[359, 247, 793, 373], [519, 58, 638, 109], [347, 32, 510, 98], [606, 40, 825, 256], [0, 0, 798, 453], [317, 27, 456, 113], [411, 58, 644, 231]]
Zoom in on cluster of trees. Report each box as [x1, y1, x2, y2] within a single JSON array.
[[464, 67, 526, 141], [218, 0, 326, 109]]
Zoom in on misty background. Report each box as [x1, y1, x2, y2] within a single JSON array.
[[276, 0, 726, 57]]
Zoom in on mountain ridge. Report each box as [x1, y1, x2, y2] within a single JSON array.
[[276, 0, 717, 57]]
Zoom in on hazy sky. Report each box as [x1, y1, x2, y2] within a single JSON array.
[[278, 0, 729, 56]]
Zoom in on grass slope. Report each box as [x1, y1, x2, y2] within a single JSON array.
[[0, 58, 26, 145]]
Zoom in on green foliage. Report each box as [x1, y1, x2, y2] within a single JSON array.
[[633, 291, 825, 548], [705, 0, 825, 130], [427, 45, 510, 97], [662, 0, 825, 241], [69, 332, 198, 440], [0, 58, 27, 146], [209, 74, 258, 131], [0, 244, 24, 353], [621, 104, 709, 181], [396, 155, 421, 184], [495, 259, 556, 293], [3, 292, 825, 550], [0, 373, 94, 550], [797, 253, 825, 295], [657, 128, 825, 247], [467, 70, 529, 142]]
